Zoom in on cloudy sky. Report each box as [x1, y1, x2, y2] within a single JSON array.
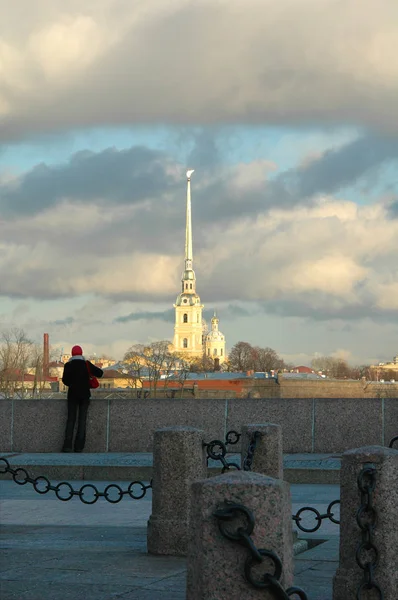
[[0, 0, 397, 365]]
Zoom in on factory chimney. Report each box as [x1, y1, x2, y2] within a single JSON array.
[[43, 333, 50, 378]]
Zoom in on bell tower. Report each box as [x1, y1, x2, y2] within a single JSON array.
[[173, 170, 204, 358]]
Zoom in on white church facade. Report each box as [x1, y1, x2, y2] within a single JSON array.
[[173, 170, 226, 364]]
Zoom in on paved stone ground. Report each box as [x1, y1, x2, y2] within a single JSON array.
[[0, 478, 339, 600]]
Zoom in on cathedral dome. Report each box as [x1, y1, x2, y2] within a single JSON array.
[[206, 330, 225, 342], [182, 269, 195, 280], [175, 293, 201, 306]]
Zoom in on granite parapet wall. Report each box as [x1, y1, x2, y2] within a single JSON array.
[[0, 397, 396, 454]]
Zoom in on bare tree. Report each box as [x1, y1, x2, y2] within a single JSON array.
[[146, 341, 177, 393], [226, 341, 254, 371], [227, 341, 286, 373], [172, 355, 193, 397], [252, 346, 286, 372], [0, 328, 33, 397], [311, 356, 352, 379], [123, 343, 147, 389], [188, 352, 216, 373], [123, 341, 178, 394], [29, 343, 55, 397]]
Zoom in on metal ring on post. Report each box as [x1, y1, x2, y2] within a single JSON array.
[[357, 466, 376, 493], [214, 502, 255, 541]]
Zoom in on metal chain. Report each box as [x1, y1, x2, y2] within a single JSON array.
[[243, 431, 261, 471], [0, 457, 151, 504], [292, 500, 340, 532], [356, 464, 383, 600], [225, 430, 241, 446], [388, 435, 398, 449], [203, 440, 241, 472], [214, 501, 308, 599]]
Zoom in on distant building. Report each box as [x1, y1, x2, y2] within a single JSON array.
[[292, 365, 315, 374], [204, 313, 226, 362], [370, 354, 398, 380], [173, 171, 226, 364], [60, 354, 115, 368]]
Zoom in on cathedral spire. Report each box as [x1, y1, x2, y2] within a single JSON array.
[[185, 169, 194, 271]]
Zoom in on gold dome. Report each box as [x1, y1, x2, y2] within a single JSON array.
[[182, 269, 195, 280]]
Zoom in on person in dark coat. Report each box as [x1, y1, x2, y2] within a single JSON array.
[[61, 345, 103, 452]]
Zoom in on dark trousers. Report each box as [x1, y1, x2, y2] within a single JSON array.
[[63, 398, 90, 452]]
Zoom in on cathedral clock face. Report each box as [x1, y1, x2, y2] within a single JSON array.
[[183, 299, 187, 303]]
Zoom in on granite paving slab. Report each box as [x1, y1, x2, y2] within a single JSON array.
[[0, 480, 340, 600]]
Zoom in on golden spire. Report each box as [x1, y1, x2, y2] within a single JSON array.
[[185, 169, 194, 270]]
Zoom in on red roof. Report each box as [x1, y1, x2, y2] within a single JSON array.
[[0, 369, 58, 382], [102, 370, 129, 379], [293, 365, 314, 374]]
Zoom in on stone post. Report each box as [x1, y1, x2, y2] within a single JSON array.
[[187, 471, 293, 599], [241, 423, 283, 479], [147, 426, 206, 556], [333, 445, 398, 600]]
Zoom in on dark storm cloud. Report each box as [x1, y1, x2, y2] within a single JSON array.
[[272, 135, 398, 202], [224, 304, 252, 318], [261, 297, 398, 325], [114, 309, 174, 323], [1, 133, 397, 222], [49, 317, 75, 326], [113, 303, 250, 324], [0, 146, 175, 216]]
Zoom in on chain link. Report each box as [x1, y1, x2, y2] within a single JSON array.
[[243, 431, 261, 471], [225, 430, 241, 446], [355, 464, 384, 600], [0, 457, 151, 504], [214, 501, 308, 599], [203, 439, 241, 472], [388, 435, 398, 449], [292, 499, 340, 532]]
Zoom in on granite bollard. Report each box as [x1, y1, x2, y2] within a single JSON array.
[[333, 445, 398, 600], [241, 423, 283, 478], [147, 426, 206, 556], [187, 470, 293, 599]]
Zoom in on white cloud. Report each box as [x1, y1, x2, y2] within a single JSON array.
[[0, 168, 397, 323], [28, 15, 110, 81], [200, 196, 398, 314]]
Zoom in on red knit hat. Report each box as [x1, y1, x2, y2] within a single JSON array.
[[71, 345, 83, 356]]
